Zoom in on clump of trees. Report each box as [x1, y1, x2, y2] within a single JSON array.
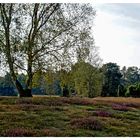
[[71, 61, 102, 97], [0, 3, 96, 97], [101, 63, 122, 97], [101, 63, 140, 97]]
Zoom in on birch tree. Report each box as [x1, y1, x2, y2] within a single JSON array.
[[0, 3, 95, 97]]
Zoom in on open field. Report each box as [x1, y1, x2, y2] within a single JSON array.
[[0, 96, 140, 137]]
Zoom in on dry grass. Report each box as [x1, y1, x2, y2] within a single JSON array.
[[93, 97, 140, 108], [93, 97, 140, 104], [59, 97, 97, 105]]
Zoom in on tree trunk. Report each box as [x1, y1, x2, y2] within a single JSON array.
[[0, 4, 32, 97], [25, 48, 33, 97], [15, 80, 32, 97]]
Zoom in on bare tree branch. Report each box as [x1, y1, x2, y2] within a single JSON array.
[[13, 62, 27, 72]]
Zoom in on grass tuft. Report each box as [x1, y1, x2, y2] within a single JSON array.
[[70, 117, 103, 130], [112, 104, 130, 111], [41, 129, 63, 136], [2, 128, 37, 137], [95, 110, 112, 117]]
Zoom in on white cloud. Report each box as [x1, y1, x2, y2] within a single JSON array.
[[93, 5, 140, 68]]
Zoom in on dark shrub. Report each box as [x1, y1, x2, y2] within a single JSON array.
[[112, 104, 130, 111], [122, 103, 140, 108], [62, 85, 69, 97], [70, 117, 103, 130], [2, 128, 36, 137], [0, 87, 17, 96], [24, 89, 32, 97], [95, 110, 112, 117], [126, 84, 140, 97]]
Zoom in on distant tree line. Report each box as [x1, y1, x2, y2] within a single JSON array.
[[1, 61, 140, 98]]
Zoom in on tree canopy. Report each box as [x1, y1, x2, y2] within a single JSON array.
[[0, 3, 96, 97]]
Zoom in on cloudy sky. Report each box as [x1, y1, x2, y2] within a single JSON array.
[[93, 3, 140, 68]]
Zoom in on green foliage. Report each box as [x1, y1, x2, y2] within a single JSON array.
[[53, 80, 62, 95], [33, 71, 48, 90], [2, 72, 15, 88], [71, 61, 102, 97], [101, 63, 122, 97], [32, 70, 62, 95], [125, 67, 140, 84], [58, 69, 73, 93], [126, 83, 140, 97], [118, 84, 127, 97], [100, 64, 140, 97]]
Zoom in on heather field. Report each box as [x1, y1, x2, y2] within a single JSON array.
[[0, 96, 140, 137]]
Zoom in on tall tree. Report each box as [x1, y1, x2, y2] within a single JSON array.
[[71, 61, 102, 97], [0, 3, 95, 97], [125, 66, 140, 84], [101, 62, 122, 97]]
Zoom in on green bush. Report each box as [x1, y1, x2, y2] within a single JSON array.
[[126, 83, 140, 97]]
